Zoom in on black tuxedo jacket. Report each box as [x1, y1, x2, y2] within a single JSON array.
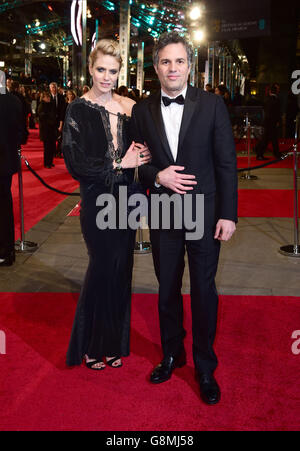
[[131, 85, 238, 223], [50, 93, 66, 125], [0, 93, 23, 176]]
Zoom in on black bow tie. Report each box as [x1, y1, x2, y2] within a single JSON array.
[[162, 95, 185, 107]]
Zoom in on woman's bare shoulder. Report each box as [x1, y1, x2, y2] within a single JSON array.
[[118, 95, 136, 116]]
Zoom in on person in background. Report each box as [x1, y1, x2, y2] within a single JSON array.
[[49, 82, 66, 157], [285, 89, 298, 138], [0, 71, 23, 266], [232, 87, 244, 106], [30, 92, 37, 129], [66, 90, 77, 104], [205, 83, 214, 93], [6, 77, 13, 93], [254, 84, 282, 160], [82, 85, 90, 95], [38, 91, 57, 169], [10, 81, 29, 145], [118, 85, 129, 97]]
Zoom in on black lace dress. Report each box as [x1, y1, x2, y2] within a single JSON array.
[[62, 97, 136, 366]]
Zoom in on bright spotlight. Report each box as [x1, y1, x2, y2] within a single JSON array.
[[194, 29, 205, 42], [189, 6, 202, 21], [39, 43, 46, 49]]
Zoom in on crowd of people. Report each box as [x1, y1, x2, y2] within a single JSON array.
[[5, 78, 151, 168], [5, 74, 299, 168]]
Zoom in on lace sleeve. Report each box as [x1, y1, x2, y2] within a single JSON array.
[[62, 102, 115, 184]]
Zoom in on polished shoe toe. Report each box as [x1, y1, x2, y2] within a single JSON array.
[[256, 156, 269, 161], [197, 373, 221, 405], [0, 252, 15, 267], [150, 351, 186, 384], [0, 257, 14, 267]]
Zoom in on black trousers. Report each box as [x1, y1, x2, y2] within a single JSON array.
[[255, 124, 281, 158], [0, 175, 15, 258], [150, 193, 221, 374], [43, 139, 56, 167]]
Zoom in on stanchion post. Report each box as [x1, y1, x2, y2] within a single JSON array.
[[240, 113, 258, 181], [14, 149, 38, 253], [279, 116, 300, 257], [134, 221, 151, 254]]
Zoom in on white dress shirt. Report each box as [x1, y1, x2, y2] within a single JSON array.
[[161, 86, 187, 161]]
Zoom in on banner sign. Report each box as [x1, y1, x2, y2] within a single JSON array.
[[205, 0, 271, 40]]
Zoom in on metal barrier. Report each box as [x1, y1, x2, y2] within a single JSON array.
[[279, 117, 300, 258], [239, 113, 258, 181], [14, 149, 38, 254], [16, 133, 300, 258]]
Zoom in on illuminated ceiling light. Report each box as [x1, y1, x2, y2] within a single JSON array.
[[12, 38, 16, 45], [193, 29, 205, 42], [77, 0, 83, 46], [189, 6, 202, 21], [40, 43, 46, 49], [71, 0, 80, 46], [35, 20, 40, 27]]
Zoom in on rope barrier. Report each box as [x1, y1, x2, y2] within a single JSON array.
[[22, 140, 300, 196], [22, 156, 80, 196]]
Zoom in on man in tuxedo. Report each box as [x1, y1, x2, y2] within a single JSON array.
[[49, 82, 66, 157], [131, 32, 237, 405], [0, 71, 23, 266]]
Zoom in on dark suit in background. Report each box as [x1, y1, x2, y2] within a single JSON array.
[[50, 92, 66, 157], [38, 100, 57, 168], [0, 93, 23, 264], [255, 92, 282, 159], [131, 86, 238, 375]]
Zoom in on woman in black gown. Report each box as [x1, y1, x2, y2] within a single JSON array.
[[62, 39, 150, 370]]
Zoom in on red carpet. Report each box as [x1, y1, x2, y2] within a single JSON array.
[[12, 129, 79, 239], [0, 293, 299, 431], [238, 189, 300, 217]]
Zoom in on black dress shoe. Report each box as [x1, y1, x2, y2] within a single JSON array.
[[196, 373, 221, 405], [0, 252, 15, 267], [256, 155, 269, 161], [150, 350, 186, 384]]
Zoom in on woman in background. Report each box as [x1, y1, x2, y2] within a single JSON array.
[[38, 91, 57, 168]]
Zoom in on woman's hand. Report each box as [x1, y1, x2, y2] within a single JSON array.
[[120, 141, 151, 169]]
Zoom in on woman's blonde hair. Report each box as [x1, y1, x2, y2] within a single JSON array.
[[89, 39, 122, 68]]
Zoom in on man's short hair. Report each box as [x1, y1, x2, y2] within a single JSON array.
[[153, 31, 194, 67]]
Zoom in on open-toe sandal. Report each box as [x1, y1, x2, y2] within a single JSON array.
[[106, 356, 123, 368], [85, 359, 105, 370]]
